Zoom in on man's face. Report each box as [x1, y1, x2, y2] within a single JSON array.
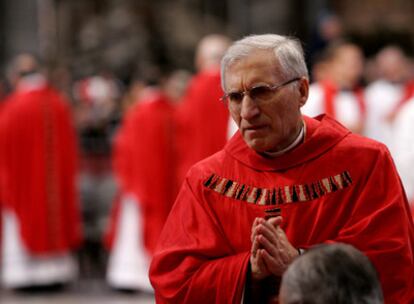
[[332, 45, 364, 86], [223, 50, 308, 153]]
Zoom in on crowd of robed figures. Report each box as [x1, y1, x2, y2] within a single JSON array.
[[0, 33, 414, 301]]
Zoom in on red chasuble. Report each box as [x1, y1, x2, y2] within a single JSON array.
[[0, 86, 82, 254], [175, 69, 229, 184], [106, 90, 178, 254], [149, 115, 414, 303]]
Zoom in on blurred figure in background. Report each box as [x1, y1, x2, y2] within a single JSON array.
[[279, 243, 384, 304], [364, 46, 414, 147], [308, 11, 344, 74], [0, 53, 82, 290], [391, 96, 414, 217], [72, 71, 121, 281], [0, 76, 9, 106], [175, 34, 233, 184], [0, 76, 7, 259], [302, 41, 366, 134], [309, 51, 332, 83], [163, 69, 192, 105], [105, 68, 189, 292], [73, 72, 121, 133]]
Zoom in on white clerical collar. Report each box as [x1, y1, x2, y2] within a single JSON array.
[[263, 121, 306, 158]]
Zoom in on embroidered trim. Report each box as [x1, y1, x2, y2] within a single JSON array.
[[264, 207, 281, 219], [203, 171, 352, 205]]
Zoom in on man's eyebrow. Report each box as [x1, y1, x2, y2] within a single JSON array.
[[227, 81, 271, 92]]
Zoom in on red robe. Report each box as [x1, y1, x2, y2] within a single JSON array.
[[149, 115, 414, 303], [175, 69, 229, 184], [106, 90, 178, 254], [0, 99, 5, 246], [0, 85, 82, 254]]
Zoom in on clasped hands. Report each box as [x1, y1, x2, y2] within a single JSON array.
[[250, 216, 298, 281]]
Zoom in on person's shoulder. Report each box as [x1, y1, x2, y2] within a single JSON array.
[[185, 149, 228, 182], [340, 132, 391, 157], [190, 69, 221, 88], [397, 98, 414, 117], [365, 80, 399, 102], [365, 79, 389, 92], [40, 86, 73, 112]]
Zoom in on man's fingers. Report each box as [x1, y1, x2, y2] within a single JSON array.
[[251, 217, 264, 242], [250, 248, 271, 280], [260, 250, 280, 275], [257, 249, 272, 278], [257, 234, 278, 257], [256, 249, 268, 271], [268, 216, 283, 227], [251, 236, 260, 257], [256, 221, 279, 244]]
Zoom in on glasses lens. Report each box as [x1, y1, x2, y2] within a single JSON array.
[[250, 85, 274, 101], [228, 92, 244, 103]]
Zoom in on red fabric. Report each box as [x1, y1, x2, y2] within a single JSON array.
[[411, 203, 414, 220], [106, 91, 178, 254], [175, 69, 229, 184], [321, 80, 366, 120], [0, 100, 4, 248], [388, 80, 414, 121], [150, 115, 414, 303], [0, 86, 82, 254], [396, 80, 414, 110]]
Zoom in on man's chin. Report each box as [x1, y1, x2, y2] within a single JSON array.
[[245, 138, 268, 153]]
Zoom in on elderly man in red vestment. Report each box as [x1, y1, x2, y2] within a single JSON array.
[[0, 54, 82, 289], [149, 34, 414, 303], [175, 34, 233, 184]]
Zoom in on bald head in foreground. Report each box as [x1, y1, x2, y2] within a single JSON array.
[[280, 243, 384, 304]]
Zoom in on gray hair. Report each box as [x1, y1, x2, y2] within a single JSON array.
[[280, 243, 384, 304], [220, 34, 308, 90]]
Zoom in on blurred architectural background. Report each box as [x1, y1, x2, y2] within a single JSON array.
[[1, 0, 414, 86], [1, 0, 414, 302]]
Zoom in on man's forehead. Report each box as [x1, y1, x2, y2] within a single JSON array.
[[224, 51, 281, 85], [232, 49, 277, 66]]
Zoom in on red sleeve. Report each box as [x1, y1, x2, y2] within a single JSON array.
[[112, 110, 136, 193], [327, 146, 414, 303], [149, 178, 250, 304], [411, 203, 414, 219]]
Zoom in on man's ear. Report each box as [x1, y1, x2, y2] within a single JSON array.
[[298, 77, 309, 107]]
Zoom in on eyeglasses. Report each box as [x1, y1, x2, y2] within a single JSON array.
[[221, 77, 301, 105]]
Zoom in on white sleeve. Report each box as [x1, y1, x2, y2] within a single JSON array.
[[301, 83, 324, 117], [392, 101, 414, 202]]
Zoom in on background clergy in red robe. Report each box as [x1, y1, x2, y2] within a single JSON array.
[[149, 34, 414, 304], [175, 34, 233, 184], [105, 72, 185, 291], [0, 54, 82, 288]]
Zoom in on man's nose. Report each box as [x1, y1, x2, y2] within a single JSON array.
[[240, 95, 260, 120]]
